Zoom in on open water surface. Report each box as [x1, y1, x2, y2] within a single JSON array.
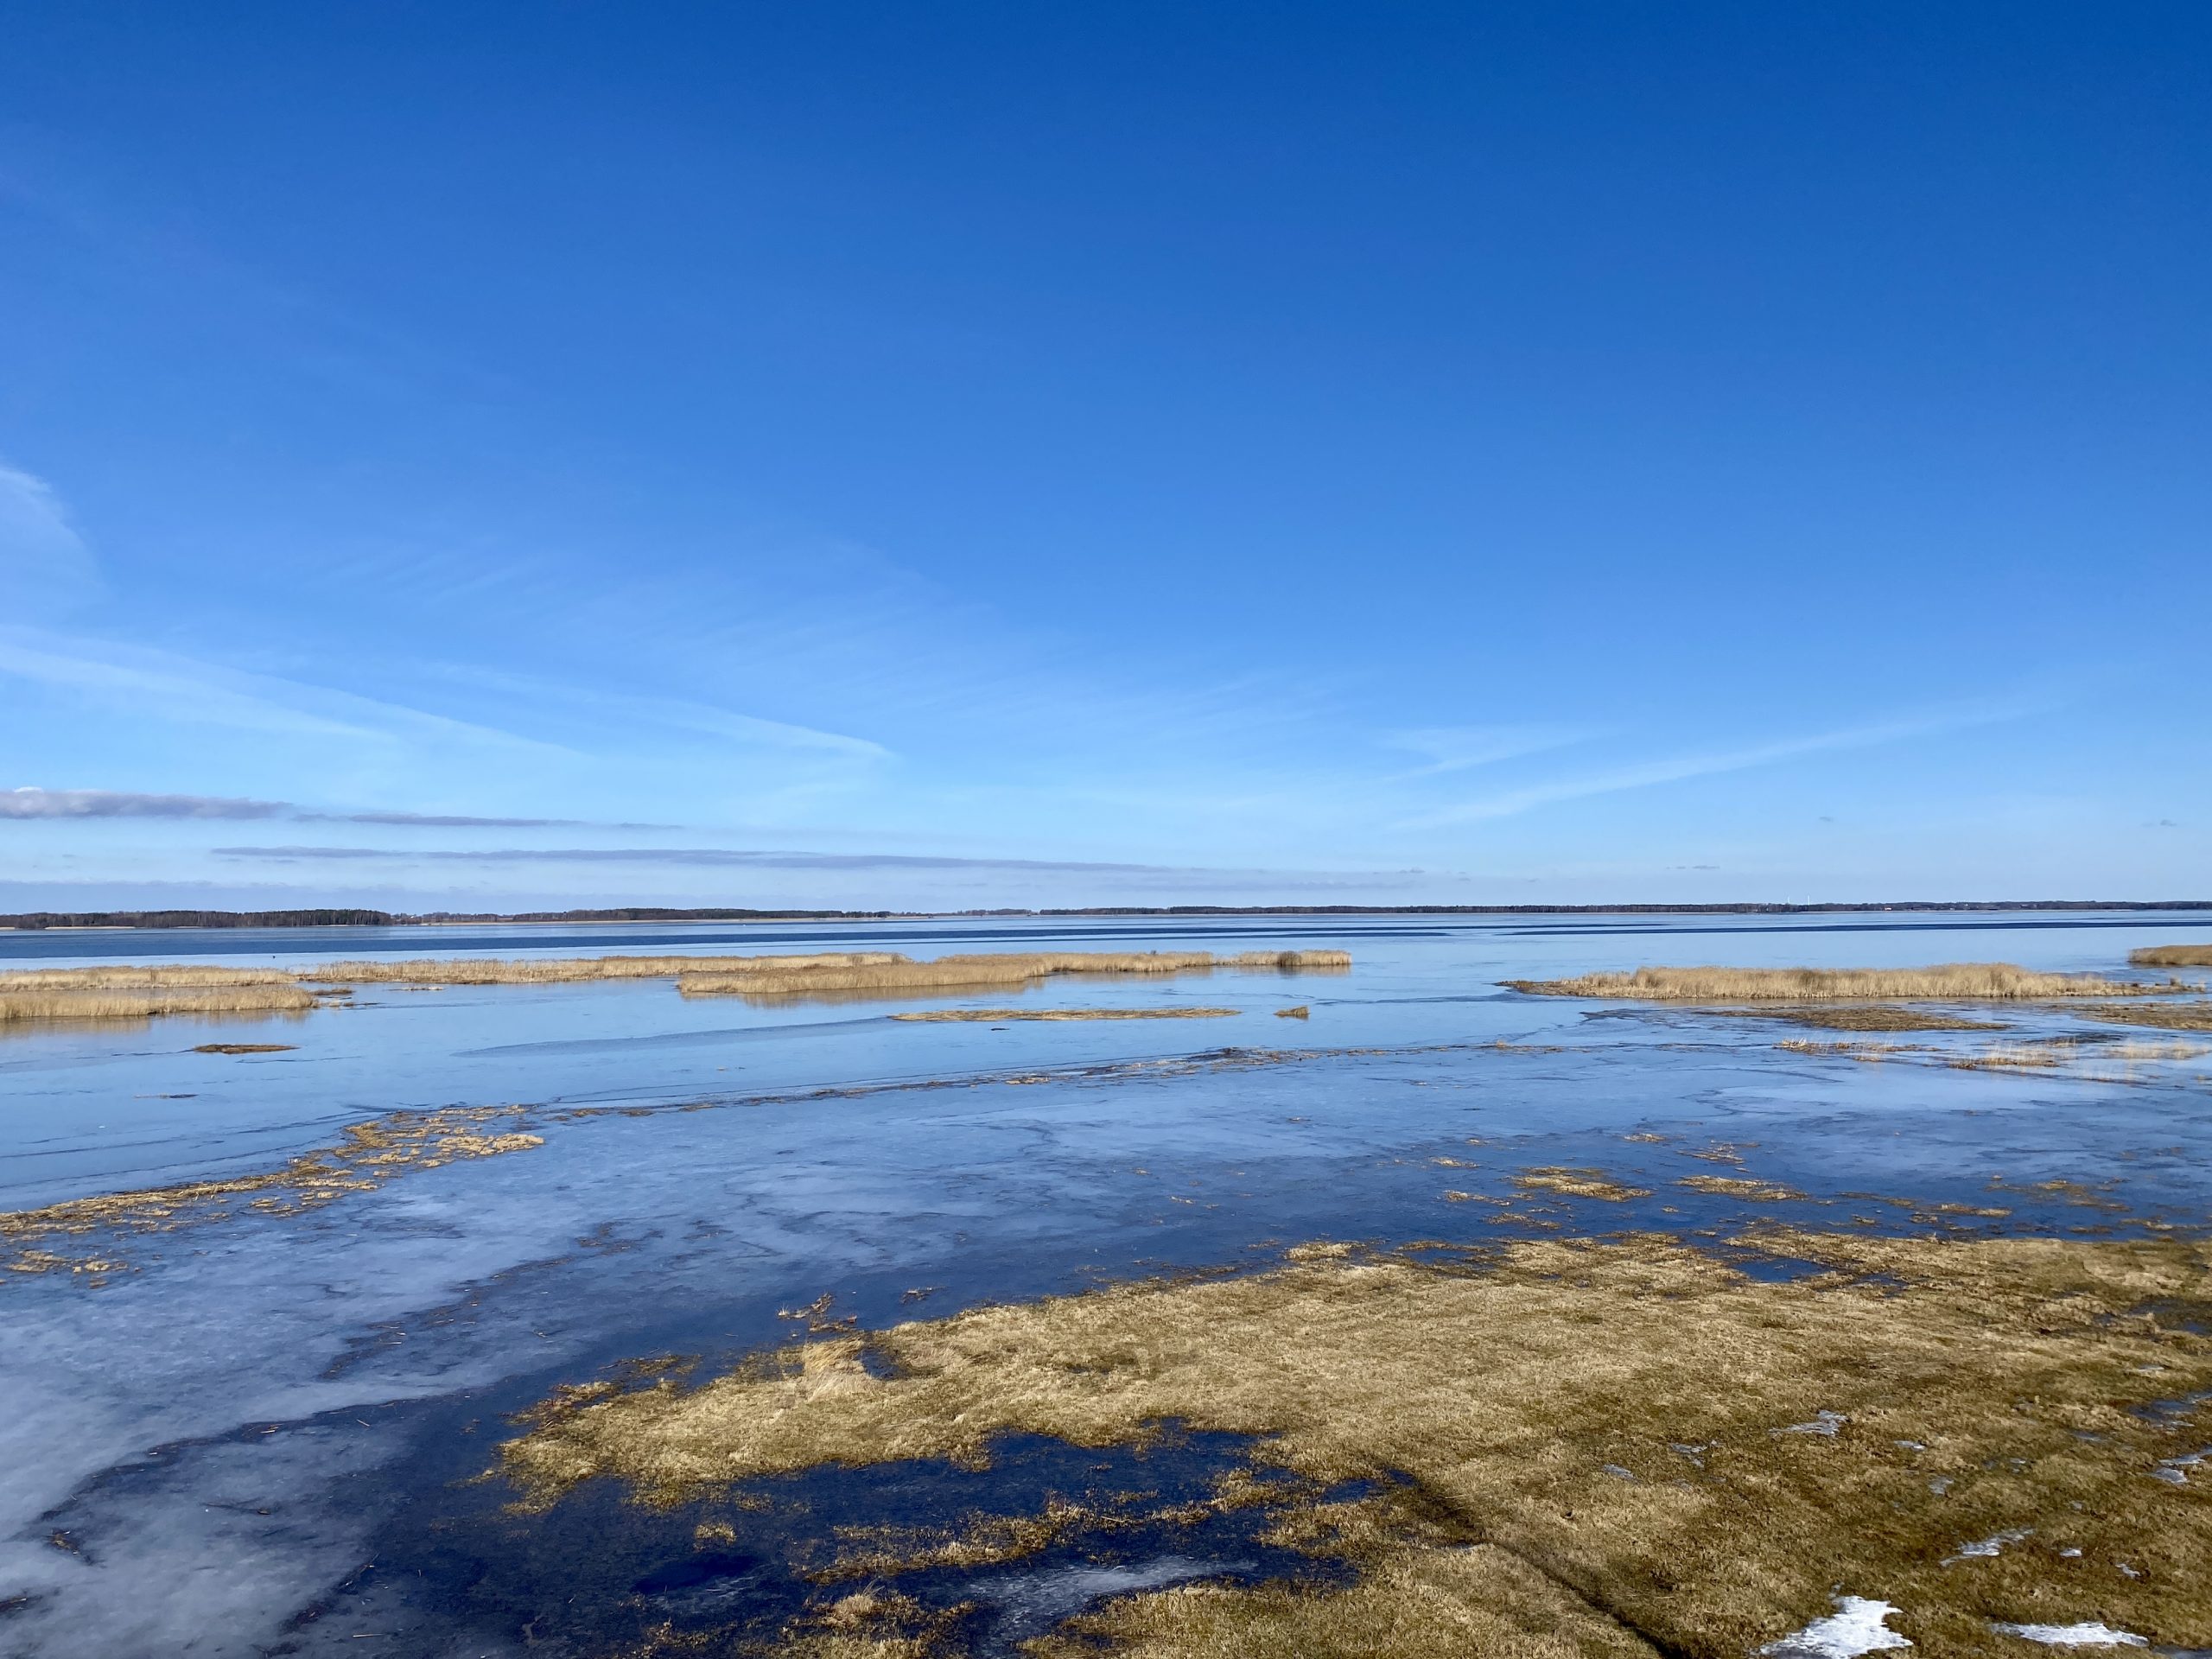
[[2, 912, 2208, 1656]]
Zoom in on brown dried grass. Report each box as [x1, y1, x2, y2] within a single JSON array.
[[1509, 963, 2179, 1002], [308, 951, 906, 985], [0, 984, 319, 1023], [887, 1007, 1242, 1023], [502, 1229, 2212, 1656], [2132, 944, 2212, 968], [2078, 1001, 2212, 1032], [680, 950, 1350, 1002], [0, 963, 300, 990]]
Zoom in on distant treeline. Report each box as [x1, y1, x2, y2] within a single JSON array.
[[0, 906, 893, 930], [3, 899, 2207, 931], [0, 909, 404, 930]]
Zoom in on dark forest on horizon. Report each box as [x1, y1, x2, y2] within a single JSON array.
[[3, 900, 2210, 931]]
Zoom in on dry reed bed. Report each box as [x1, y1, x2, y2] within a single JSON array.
[[679, 950, 1350, 1001], [888, 1007, 1242, 1023], [0, 963, 302, 990], [0, 949, 1351, 1020], [302, 950, 906, 984], [2133, 944, 2212, 968], [1509, 963, 2190, 1002], [0, 984, 321, 1023], [504, 1229, 2212, 1656]]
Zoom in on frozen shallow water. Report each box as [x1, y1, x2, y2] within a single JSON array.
[[2, 911, 2208, 1656]]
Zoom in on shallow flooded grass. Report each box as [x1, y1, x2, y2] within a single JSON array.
[[1507, 963, 2189, 1002], [0, 1107, 543, 1275], [499, 1225, 2212, 1656]]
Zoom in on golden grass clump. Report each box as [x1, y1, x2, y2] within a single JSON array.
[[502, 1229, 2212, 1656], [0, 983, 319, 1024], [888, 1007, 1242, 1023], [1510, 1166, 1651, 1201], [2132, 944, 2212, 968], [0, 963, 301, 989], [1676, 1173, 1809, 1202], [1, 1107, 542, 1276], [680, 950, 1350, 1002], [1509, 963, 2183, 1002], [306, 951, 906, 984]]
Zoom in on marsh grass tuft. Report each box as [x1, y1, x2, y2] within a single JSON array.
[[1510, 1166, 1651, 1201], [887, 1007, 1241, 1023], [1677, 1174, 1810, 1202], [681, 951, 1350, 1004], [1508, 963, 2185, 1002], [308, 950, 908, 984], [0, 983, 319, 1024], [502, 1228, 2212, 1656], [2132, 945, 2212, 969]]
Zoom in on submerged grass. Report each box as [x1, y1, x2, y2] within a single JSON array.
[[1507, 963, 2186, 1002], [0, 1107, 542, 1276], [1713, 1005, 2009, 1033], [2077, 1001, 2212, 1033], [503, 1229, 2212, 1656], [888, 1008, 1243, 1023]]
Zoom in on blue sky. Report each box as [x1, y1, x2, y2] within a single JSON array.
[[2, 3, 2207, 911]]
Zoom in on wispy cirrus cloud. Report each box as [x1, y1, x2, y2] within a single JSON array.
[[209, 844, 1427, 882], [0, 462, 102, 620], [2, 787, 289, 820], [1408, 702, 2038, 828], [2, 786, 654, 829], [1383, 723, 1592, 779]]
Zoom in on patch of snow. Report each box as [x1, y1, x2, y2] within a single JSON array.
[[1602, 1463, 1637, 1481], [1990, 1621, 2146, 1647], [1929, 1477, 1952, 1496], [1761, 1595, 1913, 1657]]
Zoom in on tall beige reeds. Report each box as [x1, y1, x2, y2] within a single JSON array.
[[679, 950, 1352, 1001], [2131, 944, 2212, 968], [0, 985, 319, 1023], [307, 951, 907, 985], [1506, 963, 2184, 1001], [0, 964, 302, 991]]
